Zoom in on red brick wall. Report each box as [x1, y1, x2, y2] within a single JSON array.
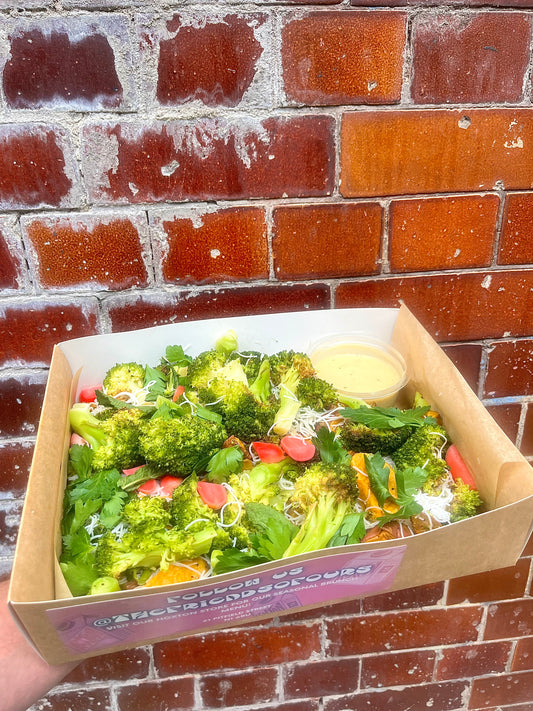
[[1, 2, 532, 710]]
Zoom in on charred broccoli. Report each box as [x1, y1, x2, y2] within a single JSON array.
[[269, 350, 315, 386], [103, 362, 145, 397], [339, 421, 413, 455], [296, 376, 338, 411], [391, 422, 449, 490], [449, 479, 483, 522]]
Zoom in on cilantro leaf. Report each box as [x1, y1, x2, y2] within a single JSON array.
[[68, 444, 94, 481], [246, 503, 298, 560], [327, 513, 366, 547], [99, 489, 128, 529], [212, 548, 270, 574], [143, 365, 168, 402], [376, 466, 429, 524], [312, 427, 351, 465], [163, 345, 192, 368], [206, 446, 244, 483], [69, 468, 122, 505], [340, 405, 434, 430], [365, 453, 392, 507]]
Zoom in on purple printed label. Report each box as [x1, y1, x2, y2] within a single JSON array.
[[48, 546, 405, 654]]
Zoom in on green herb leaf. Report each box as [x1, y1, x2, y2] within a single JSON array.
[[68, 444, 94, 481], [119, 464, 161, 492], [340, 405, 434, 430], [365, 453, 392, 507], [195, 406, 223, 424], [69, 468, 122, 505], [246, 503, 298, 560], [143, 365, 168, 402], [163, 345, 192, 368], [206, 446, 244, 483], [95, 390, 154, 413], [312, 427, 351, 465], [99, 489, 128, 529], [212, 548, 270, 574], [327, 513, 366, 547], [376, 466, 428, 524]]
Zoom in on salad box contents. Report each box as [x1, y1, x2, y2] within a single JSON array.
[[8, 307, 533, 664]]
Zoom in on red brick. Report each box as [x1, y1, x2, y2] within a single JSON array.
[[63, 647, 151, 683], [485, 403, 521, 445], [0, 220, 25, 290], [23, 213, 150, 290], [157, 14, 266, 107], [520, 404, 533, 457], [247, 703, 319, 711], [106, 285, 331, 332], [0, 441, 35, 496], [282, 11, 405, 105], [154, 625, 321, 675], [361, 649, 435, 688], [499, 193, 533, 265], [512, 637, 533, 671], [116, 678, 194, 711], [84, 117, 334, 204], [0, 500, 23, 562], [361, 582, 445, 613], [340, 109, 533, 198], [447, 560, 531, 605], [411, 13, 530, 104], [389, 195, 498, 272], [285, 597, 362, 622], [324, 681, 468, 711], [353, 0, 533, 5], [154, 207, 268, 285], [0, 375, 47, 438], [200, 667, 278, 707], [0, 125, 79, 209], [484, 599, 533, 640], [273, 203, 382, 280], [326, 607, 482, 656], [284, 658, 359, 699], [437, 641, 513, 681], [470, 671, 533, 709], [484, 339, 533, 398], [335, 271, 533, 342], [3, 26, 124, 109], [441, 343, 482, 394], [29, 688, 111, 711], [0, 300, 99, 366]]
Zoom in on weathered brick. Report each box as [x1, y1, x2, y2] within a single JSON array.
[[361, 649, 435, 688], [0, 124, 81, 209], [520, 404, 533, 457], [389, 195, 498, 272], [273, 202, 382, 280], [470, 671, 533, 708], [484, 339, 533, 398], [116, 678, 194, 710], [324, 681, 468, 711], [33, 688, 112, 711], [154, 625, 321, 675], [436, 641, 513, 681], [156, 14, 267, 107], [2, 15, 135, 110], [326, 607, 482, 656], [82, 117, 334, 204], [361, 582, 444, 613], [447, 560, 531, 605], [499, 193, 533, 265], [351, 0, 533, 6], [0, 299, 99, 366], [22, 212, 150, 291], [105, 285, 331, 332], [512, 637, 533, 671], [200, 667, 278, 707], [0, 374, 47, 438], [0, 441, 34, 496], [284, 658, 359, 699], [441, 343, 482, 394], [63, 647, 151, 683], [282, 11, 405, 105], [484, 599, 533, 640], [411, 12, 530, 104], [335, 271, 533, 341], [0, 217, 26, 290], [340, 109, 533, 198], [152, 206, 268, 285], [485, 403, 521, 445], [0, 499, 23, 570]]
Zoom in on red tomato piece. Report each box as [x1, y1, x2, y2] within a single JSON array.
[[445, 444, 477, 489], [70, 433, 89, 447], [79, 385, 102, 403], [197, 480, 228, 509], [251, 441, 285, 463], [280, 436, 316, 462]]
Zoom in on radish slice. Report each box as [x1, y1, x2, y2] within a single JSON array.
[[280, 436, 316, 462], [197, 480, 228, 509], [79, 385, 102, 403], [251, 441, 285, 463]]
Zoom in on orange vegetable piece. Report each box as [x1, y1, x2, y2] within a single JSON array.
[[145, 558, 209, 587]]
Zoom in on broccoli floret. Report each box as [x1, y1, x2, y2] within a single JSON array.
[[391, 423, 449, 489], [122, 495, 171, 531], [269, 350, 315, 386], [228, 458, 298, 511], [139, 414, 227, 476], [296, 376, 338, 411], [69, 404, 145, 472], [229, 350, 265, 381], [169, 474, 217, 529], [187, 350, 229, 390], [449, 479, 483, 522], [94, 521, 217, 579], [273, 366, 302, 436], [339, 421, 413, 455], [103, 362, 145, 397], [283, 461, 359, 557], [215, 329, 239, 356]]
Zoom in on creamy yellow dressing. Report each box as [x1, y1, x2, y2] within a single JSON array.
[[312, 342, 405, 405]]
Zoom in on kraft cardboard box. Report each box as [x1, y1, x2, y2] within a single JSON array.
[[8, 306, 533, 664]]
